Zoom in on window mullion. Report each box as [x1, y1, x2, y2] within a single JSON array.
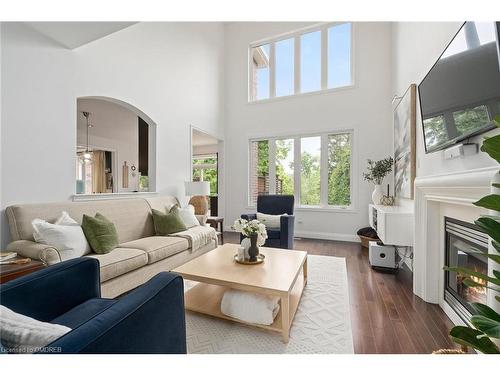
[[320, 134, 329, 207], [269, 139, 277, 194], [294, 137, 301, 205], [269, 43, 276, 98], [294, 36, 300, 94], [321, 27, 328, 90]]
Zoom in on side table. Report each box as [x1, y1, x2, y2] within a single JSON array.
[[206, 216, 224, 245], [0, 257, 45, 284]]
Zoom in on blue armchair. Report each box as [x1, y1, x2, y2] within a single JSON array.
[[241, 194, 295, 249], [0, 258, 186, 354]]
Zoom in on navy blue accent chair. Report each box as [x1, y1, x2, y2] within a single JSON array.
[[0, 257, 186, 354], [241, 194, 295, 249]]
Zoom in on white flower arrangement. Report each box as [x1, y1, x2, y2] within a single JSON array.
[[233, 218, 268, 247]]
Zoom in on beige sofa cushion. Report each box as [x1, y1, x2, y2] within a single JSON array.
[[144, 196, 180, 212], [85, 248, 148, 282], [120, 236, 189, 264], [5, 198, 155, 244]]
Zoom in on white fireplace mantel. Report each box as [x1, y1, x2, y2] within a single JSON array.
[[413, 166, 498, 307]]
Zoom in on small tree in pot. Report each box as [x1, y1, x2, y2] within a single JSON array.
[[363, 157, 393, 204]]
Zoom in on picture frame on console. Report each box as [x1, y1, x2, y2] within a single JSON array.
[[393, 83, 417, 200]]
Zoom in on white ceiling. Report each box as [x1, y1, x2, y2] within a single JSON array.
[[192, 130, 219, 147], [25, 22, 136, 49]]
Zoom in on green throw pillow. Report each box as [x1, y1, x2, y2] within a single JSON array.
[[82, 213, 119, 254], [152, 206, 187, 236]]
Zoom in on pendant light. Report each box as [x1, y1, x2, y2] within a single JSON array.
[[81, 111, 93, 163]]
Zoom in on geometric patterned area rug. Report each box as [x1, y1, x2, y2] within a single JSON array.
[[185, 255, 354, 354]]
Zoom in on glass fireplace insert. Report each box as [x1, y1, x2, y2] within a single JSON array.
[[444, 217, 488, 322]]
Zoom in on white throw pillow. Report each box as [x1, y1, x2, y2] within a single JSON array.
[[32, 211, 91, 261], [54, 211, 79, 226], [256, 212, 284, 230], [175, 205, 200, 228], [0, 305, 71, 354]]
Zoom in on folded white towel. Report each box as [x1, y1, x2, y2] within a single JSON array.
[[220, 289, 280, 326]]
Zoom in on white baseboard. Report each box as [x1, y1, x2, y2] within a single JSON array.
[[294, 230, 360, 243], [223, 227, 360, 243]]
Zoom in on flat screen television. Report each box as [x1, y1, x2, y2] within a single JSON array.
[[418, 22, 500, 153]]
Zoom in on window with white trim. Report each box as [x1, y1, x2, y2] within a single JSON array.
[[249, 22, 353, 102], [249, 131, 353, 208]]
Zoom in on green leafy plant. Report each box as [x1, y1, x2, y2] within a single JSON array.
[[363, 157, 393, 185], [444, 115, 500, 354]]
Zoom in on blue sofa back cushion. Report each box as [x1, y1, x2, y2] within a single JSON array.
[[266, 229, 281, 240], [257, 195, 294, 215]]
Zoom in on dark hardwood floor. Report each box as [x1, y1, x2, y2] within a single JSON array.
[[224, 232, 458, 354]]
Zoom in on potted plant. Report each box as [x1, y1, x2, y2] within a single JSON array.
[[363, 157, 394, 204], [443, 115, 500, 354], [233, 218, 268, 262]]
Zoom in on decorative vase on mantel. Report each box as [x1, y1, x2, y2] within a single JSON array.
[[372, 184, 383, 205], [248, 233, 260, 262]]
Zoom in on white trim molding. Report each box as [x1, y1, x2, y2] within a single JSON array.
[[223, 227, 360, 243], [413, 166, 498, 304], [72, 192, 158, 202], [294, 230, 360, 243]]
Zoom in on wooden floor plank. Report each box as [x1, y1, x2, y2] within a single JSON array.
[[224, 232, 456, 354]]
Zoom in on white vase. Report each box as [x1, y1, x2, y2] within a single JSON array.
[[372, 184, 383, 205], [241, 237, 251, 259]]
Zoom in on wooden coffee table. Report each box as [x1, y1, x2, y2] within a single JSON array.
[[172, 243, 307, 343]]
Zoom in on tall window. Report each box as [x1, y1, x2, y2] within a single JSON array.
[[328, 133, 351, 206], [300, 137, 321, 205], [250, 44, 270, 101], [249, 22, 352, 101], [328, 23, 352, 89], [275, 139, 294, 195], [275, 38, 295, 97], [249, 140, 270, 205], [249, 131, 353, 208], [300, 31, 321, 93]]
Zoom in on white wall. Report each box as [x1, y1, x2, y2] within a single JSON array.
[[77, 98, 140, 192], [0, 22, 225, 246], [392, 22, 499, 178], [193, 143, 218, 155], [223, 22, 393, 240]]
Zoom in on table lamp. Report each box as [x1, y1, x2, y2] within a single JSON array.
[[185, 181, 210, 215]]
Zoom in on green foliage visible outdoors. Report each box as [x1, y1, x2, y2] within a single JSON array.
[[257, 141, 269, 176], [443, 115, 500, 354], [275, 139, 294, 195], [192, 157, 218, 195], [300, 150, 320, 205], [255, 135, 352, 206], [328, 134, 351, 206]]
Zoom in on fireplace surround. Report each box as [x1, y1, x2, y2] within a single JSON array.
[[414, 166, 499, 325]]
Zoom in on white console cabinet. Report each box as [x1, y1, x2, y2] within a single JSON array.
[[368, 204, 414, 246]]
